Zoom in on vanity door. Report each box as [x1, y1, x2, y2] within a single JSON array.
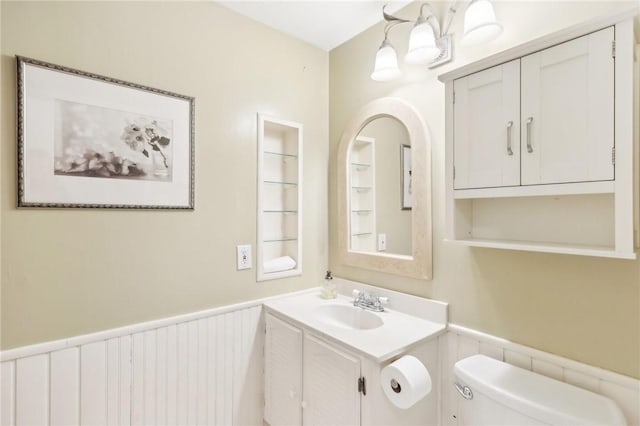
[[265, 314, 303, 426], [302, 333, 361, 426]]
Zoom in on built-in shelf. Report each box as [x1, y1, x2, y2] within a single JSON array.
[[264, 151, 298, 159], [257, 114, 303, 281], [349, 136, 376, 252], [264, 180, 298, 187], [351, 162, 371, 167], [264, 210, 298, 214]]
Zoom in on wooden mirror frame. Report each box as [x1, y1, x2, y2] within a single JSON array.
[[337, 97, 432, 279]]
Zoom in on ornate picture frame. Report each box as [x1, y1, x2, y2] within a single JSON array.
[[17, 56, 195, 209]]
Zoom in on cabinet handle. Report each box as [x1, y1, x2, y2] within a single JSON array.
[[506, 121, 514, 156], [526, 117, 534, 153]]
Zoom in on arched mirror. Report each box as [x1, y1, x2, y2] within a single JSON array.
[[337, 98, 432, 279]]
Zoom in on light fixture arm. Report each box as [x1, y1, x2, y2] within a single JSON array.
[[382, 3, 441, 37]]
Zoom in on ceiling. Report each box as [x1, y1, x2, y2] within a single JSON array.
[[218, 1, 412, 51]]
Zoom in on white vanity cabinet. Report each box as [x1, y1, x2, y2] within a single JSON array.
[[264, 313, 361, 426], [264, 311, 441, 426], [440, 14, 638, 258], [303, 334, 361, 426], [264, 314, 303, 426]]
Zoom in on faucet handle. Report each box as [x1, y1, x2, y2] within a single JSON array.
[[378, 296, 389, 305], [352, 289, 361, 299]]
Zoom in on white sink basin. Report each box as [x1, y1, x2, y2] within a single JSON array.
[[315, 304, 384, 330]]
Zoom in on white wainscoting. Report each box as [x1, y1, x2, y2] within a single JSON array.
[[3, 291, 640, 426], [0, 303, 265, 426], [440, 325, 640, 426]]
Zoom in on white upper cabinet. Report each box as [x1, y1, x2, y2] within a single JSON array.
[[454, 60, 520, 190], [454, 28, 615, 190], [521, 27, 614, 185], [439, 11, 638, 259]]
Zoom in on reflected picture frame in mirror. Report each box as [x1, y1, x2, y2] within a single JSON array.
[[337, 97, 432, 280], [401, 144, 412, 210]]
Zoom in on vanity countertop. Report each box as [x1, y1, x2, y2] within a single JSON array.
[[263, 290, 446, 363]]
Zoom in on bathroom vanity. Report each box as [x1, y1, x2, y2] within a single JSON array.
[[262, 283, 447, 426]]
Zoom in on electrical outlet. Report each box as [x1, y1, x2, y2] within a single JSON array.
[[236, 244, 252, 270], [378, 233, 386, 251]]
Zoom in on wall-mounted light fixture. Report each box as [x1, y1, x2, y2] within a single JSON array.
[[371, 0, 502, 82]]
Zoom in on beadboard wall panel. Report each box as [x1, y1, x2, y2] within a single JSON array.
[[442, 325, 640, 426], [3, 294, 639, 426], [0, 305, 264, 426]]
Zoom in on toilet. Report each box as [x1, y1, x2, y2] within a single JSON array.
[[453, 354, 627, 425]]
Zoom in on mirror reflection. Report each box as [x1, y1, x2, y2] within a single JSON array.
[[348, 116, 412, 256]]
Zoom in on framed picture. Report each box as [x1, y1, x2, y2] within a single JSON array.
[[17, 56, 194, 209], [401, 144, 412, 210]]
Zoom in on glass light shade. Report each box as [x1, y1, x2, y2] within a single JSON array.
[[405, 20, 441, 65], [463, 0, 503, 45], [371, 40, 401, 82]]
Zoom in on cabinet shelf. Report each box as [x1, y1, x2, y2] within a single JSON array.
[[454, 181, 615, 199], [447, 238, 636, 260]]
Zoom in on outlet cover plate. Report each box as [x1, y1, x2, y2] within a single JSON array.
[[236, 244, 252, 270]]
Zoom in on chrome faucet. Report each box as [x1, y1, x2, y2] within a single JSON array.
[[352, 289, 389, 312]]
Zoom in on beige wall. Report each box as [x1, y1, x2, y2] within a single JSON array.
[[330, 1, 640, 379], [1, 1, 328, 349]]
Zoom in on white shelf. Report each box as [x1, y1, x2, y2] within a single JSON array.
[[446, 238, 636, 259], [257, 114, 303, 281], [454, 181, 615, 200]]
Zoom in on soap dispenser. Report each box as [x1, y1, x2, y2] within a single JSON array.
[[321, 270, 337, 299]]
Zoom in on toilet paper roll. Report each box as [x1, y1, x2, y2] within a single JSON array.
[[380, 355, 432, 409]]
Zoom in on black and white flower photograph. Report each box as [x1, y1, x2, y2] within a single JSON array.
[[54, 100, 173, 182]]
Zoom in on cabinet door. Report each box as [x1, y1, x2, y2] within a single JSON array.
[[521, 27, 614, 185], [454, 59, 520, 189], [265, 314, 303, 426], [302, 334, 361, 426]]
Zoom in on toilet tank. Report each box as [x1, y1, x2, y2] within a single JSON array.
[[453, 355, 627, 426]]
